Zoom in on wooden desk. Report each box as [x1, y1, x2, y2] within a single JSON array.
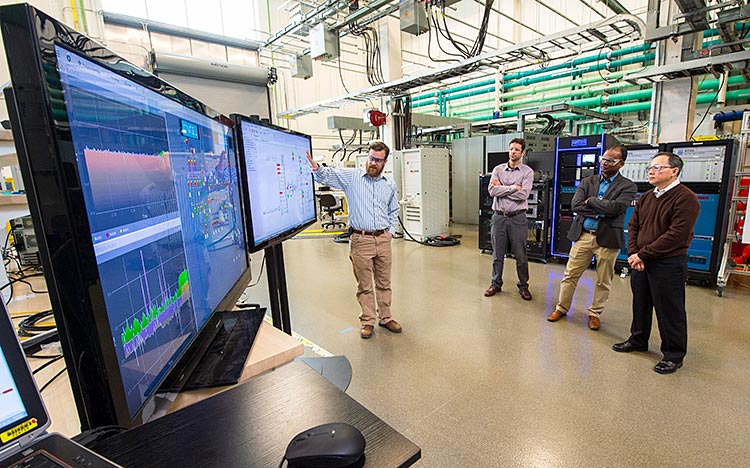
[[11, 275, 303, 436], [92, 361, 421, 467], [167, 321, 303, 412]]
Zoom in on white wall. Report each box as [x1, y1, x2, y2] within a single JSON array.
[[0, 0, 103, 120]]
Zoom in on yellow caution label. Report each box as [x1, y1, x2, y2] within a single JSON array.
[[1, 418, 38, 443], [691, 135, 720, 141]]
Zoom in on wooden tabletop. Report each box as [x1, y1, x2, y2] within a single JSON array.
[[92, 361, 421, 467]]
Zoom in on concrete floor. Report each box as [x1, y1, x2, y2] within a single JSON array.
[[250, 224, 750, 467]]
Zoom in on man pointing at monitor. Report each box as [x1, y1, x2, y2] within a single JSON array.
[[306, 142, 402, 339]]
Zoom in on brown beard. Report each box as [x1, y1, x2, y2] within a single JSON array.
[[367, 164, 384, 177]]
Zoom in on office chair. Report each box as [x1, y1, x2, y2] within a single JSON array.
[[318, 193, 346, 230]]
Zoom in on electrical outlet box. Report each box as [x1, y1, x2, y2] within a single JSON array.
[[400, 0, 428, 36], [290, 54, 312, 79], [309, 24, 340, 61]]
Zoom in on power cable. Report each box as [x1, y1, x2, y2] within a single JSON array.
[[689, 73, 726, 141], [397, 216, 460, 247], [39, 366, 66, 393], [336, 55, 351, 94], [32, 354, 64, 375]]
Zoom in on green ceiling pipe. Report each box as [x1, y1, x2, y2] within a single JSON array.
[[500, 72, 627, 100], [503, 53, 653, 90], [458, 85, 750, 120], [413, 45, 653, 102], [412, 84, 495, 109], [449, 84, 632, 113], [496, 84, 636, 109], [503, 43, 653, 81], [412, 79, 495, 103], [445, 77, 617, 109], [447, 65, 740, 113], [412, 23, 745, 104], [446, 71, 632, 110], [605, 89, 653, 104]]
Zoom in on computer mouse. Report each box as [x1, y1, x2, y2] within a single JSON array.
[[284, 422, 365, 468]]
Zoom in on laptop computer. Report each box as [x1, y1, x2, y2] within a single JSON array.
[[0, 302, 121, 467]]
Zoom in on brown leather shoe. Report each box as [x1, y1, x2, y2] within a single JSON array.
[[588, 315, 601, 331], [519, 289, 532, 301], [360, 325, 374, 339], [484, 284, 501, 297], [547, 309, 567, 322], [379, 320, 402, 334]]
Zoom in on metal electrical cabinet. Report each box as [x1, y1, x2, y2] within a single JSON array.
[[526, 180, 552, 261], [614, 145, 661, 271], [663, 139, 735, 284], [479, 151, 555, 260], [485, 132, 554, 173], [399, 148, 450, 241], [616, 140, 735, 285], [451, 136, 485, 224], [526, 150, 555, 262], [552, 134, 619, 257], [479, 174, 493, 251]]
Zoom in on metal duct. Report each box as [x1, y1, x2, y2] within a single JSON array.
[[152, 52, 270, 86]]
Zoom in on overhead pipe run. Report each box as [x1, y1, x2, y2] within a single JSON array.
[[411, 43, 654, 104], [461, 85, 750, 121], [409, 25, 737, 109]]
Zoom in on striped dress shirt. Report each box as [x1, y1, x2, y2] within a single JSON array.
[[313, 166, 399, 233]]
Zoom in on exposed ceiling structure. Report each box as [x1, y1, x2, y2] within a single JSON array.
[[278, 14, 647, 118], [260, 0, 749, 120]]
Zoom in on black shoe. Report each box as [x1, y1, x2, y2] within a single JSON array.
[[612, 341, 648, 353], [519, 289, 532, 301], [654, 360, 683, 374]]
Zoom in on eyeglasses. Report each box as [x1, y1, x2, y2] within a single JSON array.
[[368, 155, 387, 164], [601, 158, 622, 165], [646, 164, 675, 172]]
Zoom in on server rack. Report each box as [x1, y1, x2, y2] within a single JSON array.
[[614, 144, 661, 271], [478, 149, 554, 260], [451, 136, 485, 225], [479, 173, 493, 252], [663, 139, 735, 285], [551, 134, 619, 257], [525, 150, 555, 261], [615, 140, 735, 285]]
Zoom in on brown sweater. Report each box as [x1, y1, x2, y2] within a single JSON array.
[[628, 183, 700, 262]]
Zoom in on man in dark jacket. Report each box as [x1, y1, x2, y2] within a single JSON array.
[[613, 152, 700, 374], [548, 145, 637, 330]]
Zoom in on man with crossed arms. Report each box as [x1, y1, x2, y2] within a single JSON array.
[[547, 145, 636, 330]]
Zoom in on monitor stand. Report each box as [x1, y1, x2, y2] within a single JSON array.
[[182, 306, 265, 389]]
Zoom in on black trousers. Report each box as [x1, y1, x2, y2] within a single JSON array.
[[628, 255, 688, 362]]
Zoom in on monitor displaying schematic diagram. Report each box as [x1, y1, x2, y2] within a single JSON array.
[[234, 116, 317, 252]]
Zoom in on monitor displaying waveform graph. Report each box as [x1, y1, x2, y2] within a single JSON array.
[[0, 1, 252, 430], [83, 148, 178, 232], [121, 269, 190, 358], [234, 115, 316, 252], [53, 44, 250, 421]]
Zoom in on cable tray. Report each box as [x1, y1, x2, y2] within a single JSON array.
[[278, 14, 646, 119]]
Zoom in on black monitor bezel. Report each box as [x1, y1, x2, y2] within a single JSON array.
[[0, 3, 252, 429], [232, 114, 317, 253], [0, 303, 51, 451]]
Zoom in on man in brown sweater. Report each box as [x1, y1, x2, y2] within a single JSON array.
[[612, 152, 700, 374]]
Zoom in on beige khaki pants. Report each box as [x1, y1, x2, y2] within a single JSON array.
[[349, 232, 393, 326], [556, 232, 619, 317]]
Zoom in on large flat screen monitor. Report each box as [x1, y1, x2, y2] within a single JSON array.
[[0, 4, 251, 428], [233, 116, 317, 252]]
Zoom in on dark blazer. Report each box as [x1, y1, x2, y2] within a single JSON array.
[[567, 173, 637, 249]]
